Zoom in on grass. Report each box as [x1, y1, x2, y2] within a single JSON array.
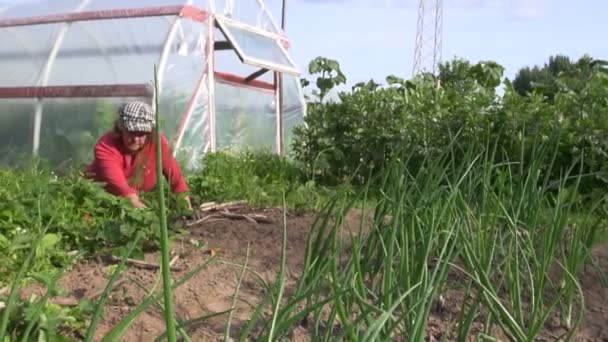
[[0, 132, 605, 340], [186, 149, 334, 210], [234, 132, 606, 341]]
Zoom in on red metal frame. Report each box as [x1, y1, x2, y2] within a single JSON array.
[[0, 84, 151, 98], [215, 71, 274, 92], [0, 5, 208, 28], [180, 5, 209, 22]]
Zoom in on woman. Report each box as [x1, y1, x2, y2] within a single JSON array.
[[86, 100, 192, 210]]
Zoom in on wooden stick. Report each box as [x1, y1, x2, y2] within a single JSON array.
[[241, 214, 259, 225], [200, 200, 247, 212], [246, 214, 273, 224], [185, 214, 212, 227], [218, 210, 272, 224], [206, 218, 229, 223], [199, 201, 218, 209], [109, 255, 183, 271], [218, 210, 250, 220]]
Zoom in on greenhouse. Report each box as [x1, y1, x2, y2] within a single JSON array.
[[0, 0, 306, 169]]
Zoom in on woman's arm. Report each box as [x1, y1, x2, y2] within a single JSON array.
[[93, 139, 138, 197]]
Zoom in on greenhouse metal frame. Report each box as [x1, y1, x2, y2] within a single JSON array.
[[0, 0, 306, 168]]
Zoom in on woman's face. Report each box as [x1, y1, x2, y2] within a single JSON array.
[[121, 130, 149, 152]]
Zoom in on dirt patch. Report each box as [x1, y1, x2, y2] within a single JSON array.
[[575, 246, 608, 341], [58, 207, 322, 341], [50, 207, 608, 341]]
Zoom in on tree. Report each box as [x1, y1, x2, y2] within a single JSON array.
[[512, 54, 605, 100]]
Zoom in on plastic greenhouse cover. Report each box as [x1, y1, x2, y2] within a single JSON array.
[[0, 16, 207, 87], [0, 0, 306, 167], [214, 81, 276, 151], [0, 0, 208, 20], [215, 16, 298, 75], [0, 101, 37, 166], [214, 0, 280, 34], [0, 23, 59, 87], [175, 75, 209, 169], [48, 16, 174, 86], [0, 0, 282, 34], [214, 42, 274, 85], [282, 74, 306, 148], [0, 0, 83, 20], [0, 0, 292, 87]]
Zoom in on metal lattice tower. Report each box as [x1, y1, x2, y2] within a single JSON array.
[[412, 0, 443, 76]]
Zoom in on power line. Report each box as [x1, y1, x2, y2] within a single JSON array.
[[412, 0, 443, 76]]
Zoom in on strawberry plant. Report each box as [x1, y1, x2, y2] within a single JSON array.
[[0, 164, 176, 286]]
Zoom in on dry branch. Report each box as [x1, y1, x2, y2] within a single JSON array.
[[217, 210, 272, 224], [185, 208, 272, 226], [247, 214, 273, 224], [185, 214, 213, 227], [199, 201, 218, 209], [206, 218, 229, 223], [109, 255, 183, 271], [199, 200, 247, 212]]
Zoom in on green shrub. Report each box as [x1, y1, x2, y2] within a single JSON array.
[[292, 58, 503, 186], [187, 150, 327, 209], [292, 56, 608, 200]]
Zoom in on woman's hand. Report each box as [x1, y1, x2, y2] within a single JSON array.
[[183, 195, 193, 211], [126, 193, 147, 209]]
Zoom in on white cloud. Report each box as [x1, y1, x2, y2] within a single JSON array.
[[513, 0, 546, 19], [450, 0, 546, 19], [379, 0, 546, 19]]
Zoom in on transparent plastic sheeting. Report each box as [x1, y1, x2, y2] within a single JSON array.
[[0, 0, 279, 29], [0, 12, 208, 168], [214, 81, 276, 152], [0, 99, 36, 166], [0, 0, 208, 20], [0, 97, 138, 166], [215, 17, 298, 75], [176, 74, 210, 170], [282, 74, 306, 150], [0, 0, 306, 170], [213, 28, 273, 84], [0, 15, 205, 87], [214, 0, 281, 34]]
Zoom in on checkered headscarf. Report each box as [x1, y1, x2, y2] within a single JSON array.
[[118, 101, 155, 133]]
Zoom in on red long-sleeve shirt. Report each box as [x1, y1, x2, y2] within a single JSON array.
[[86, 132, 189, 197]]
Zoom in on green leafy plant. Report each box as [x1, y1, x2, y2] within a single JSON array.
[[187, 149, 328, 210], [303, 56, 347, 103]]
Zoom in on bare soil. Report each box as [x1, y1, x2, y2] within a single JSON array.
[[48, 207, 608, 341]]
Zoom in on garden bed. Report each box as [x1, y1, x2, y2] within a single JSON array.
[[26, 207, 608, 341]]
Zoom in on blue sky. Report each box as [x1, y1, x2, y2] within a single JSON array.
[[271, 0, 608, 88], [1, 0, 605, 89]]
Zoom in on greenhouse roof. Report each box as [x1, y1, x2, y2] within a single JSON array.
[[0, 0, 296, 97]]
